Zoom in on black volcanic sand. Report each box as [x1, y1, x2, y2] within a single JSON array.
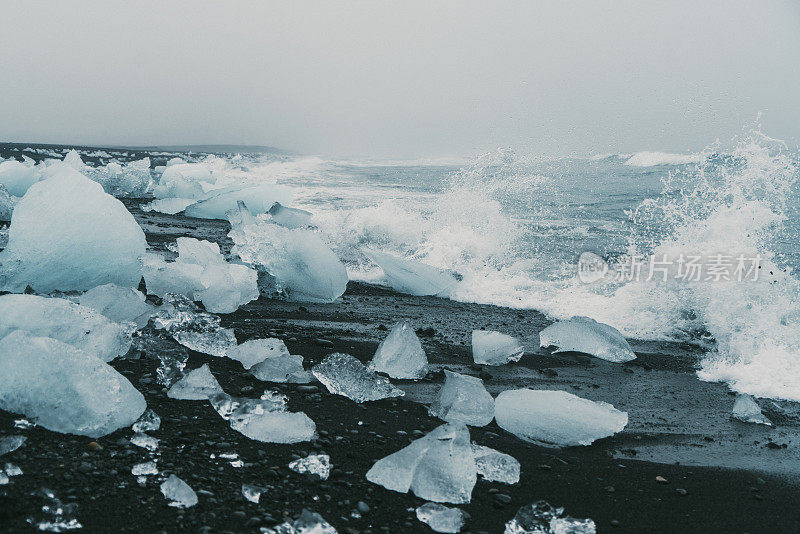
[[2, 202, 800, 533]]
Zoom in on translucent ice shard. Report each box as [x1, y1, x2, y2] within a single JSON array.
[[416, 502, 468, 533], [84, 157, 152, 198], [160, 474, 198, 508], [429, 371, 495, 427], [5, 462, 23, 476], [288, 454, 331, 480], [130, 433, 159, 452], [364, 249, 459, 297], [538, 317, 635, 363], [471, 444, 520, 484], [131, 461, 158, 476], [209, 392, 315, 444], [228, 337, 289, 369], [167, 364, 224, 400], [732, 394, 772, 426], [494, 389, 627, 447], [26, 488, 82, 532], [262, 509, 336, 534], [472, 330, 524, 366], [241, 483, 262, 503], [504, 501, 595, 534], [0, 331, 146, 438], [312, 353, 404, 403], [229, 338, 312, 383], [0, 435, 26, 456], [366, 423, 477, 504], [268, 202, 313, 229], [130, 333, 189, 387], [78, 284, 154, 328], [132, 409, 161, 433], [150, 294, 237, 356], [369, 320, 428, 379], [0, 294, 132, 362], [141, 197, 195, 215]]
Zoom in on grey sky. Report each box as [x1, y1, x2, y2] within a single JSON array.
[[1, 1, 799, 158]]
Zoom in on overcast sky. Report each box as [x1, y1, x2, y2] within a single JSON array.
[[1, 1, 798, 158]]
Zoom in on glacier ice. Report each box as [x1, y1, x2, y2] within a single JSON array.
[[0, 159, 40, 196], [229, 208, 348, 302], [364, 249, 459, 297], [130, 332, 189, 387], [153, 163, 213, 199], [504, 501, 596, 534], [0, 435, 26, 456], [0, 331, 146, 437], [471, 444, 520, 484], [184, 183, 293, 220], [141, 197, 195, 215], [210, 391, 316, 444], [130, 432, 159, 452], [132, 409, 161, 433], [472, 330, 524, 366], [249, 344, 312, 384], [288, 453, 331, 480], [131, 460, 158, 476], [160, 474, 198, 508], [78, 284, 154, 328], [416, 502, 468, 533], [241, 483, 262, 503], [494, 389, 627, 447], [84, 157, 152, 198], [268, 202, 313, 229], [167, 364, 224, 400], [262, 509, 336, 534], [4, 463, 22, 477], [227, 337, 288, 368], [366, 423, 477, 504], [732, 394, 772, 426], [369, 320, 428, 379], [429, 371, 494, 427], [0, 184, 16, 221], [0, 294, 132, 362], [0, 166, 146, 292], [312, 353, 405, 403], [150, 294, 237, 356], [538, 317, 636, 363]]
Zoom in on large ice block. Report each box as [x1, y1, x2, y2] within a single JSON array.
[[472, 330, 524, 366], [732, 394, 772, 426], [153, 163, 213, 199], [538, 316, 636, 363], [267, 202, 313, 229], [78, 284, 154, 328], [312, 353, 404, 403], [167, 364, 224, 400], [0, 160, 40, 196], [184, 183, 293, 220], [429, 371, 494, 427], [364, 249, 459, 297], [369, 320, 428, 379]]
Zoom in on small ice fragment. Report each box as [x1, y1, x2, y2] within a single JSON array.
[[494, 389, 627, 447], [130, 433, 159, 452], [268, 202, 313, 229], [504, 501, 595, 534], [312, 353, 405, 403], [132, 409, 161, 433], [241, 483, 262, 503], [14, 419, 35, 429], [160, 474, 198, 508], [429, 371, 494, 427], [369, 320, 428, 379], [150, 294, 237, 356], [364, 248, 459, 297], [250, 351, 312, 384], [288, 454, 331, 480], [209, 392, 315, 444], [130, 333, 188, 387], [27, 488, 82, 532], [471, 444, 520, 484], [131, 461, 158, 476], [732, 394, 772, 426], [78, 284, 153, 328], [472, 330, 524, 366], [5, 462, 23, 476], [167, 364, 224, 400], [0, 472, 8, 485], [228, 338, 290, 369], [538, 317, 636, 363], [0, 435, 26, 456], [416, 502, 468, 533], [261, 509, 336, 534]]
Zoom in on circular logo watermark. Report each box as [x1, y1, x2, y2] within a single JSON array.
[[577, 251, 609, 283]]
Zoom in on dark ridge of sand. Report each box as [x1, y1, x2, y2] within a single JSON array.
[[1, 203, 800, 533]]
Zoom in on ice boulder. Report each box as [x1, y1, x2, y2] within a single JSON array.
[[312, 353, 404, 403], [429, 371, 495, 427], [494, 389, 627, 447], [369, 320, 428, 379], [471, 444, 520, 484], [732, 394, 772, 426], [184, 183, 293, 220], [78, 284, 154, 328], [366, 423, 477, 504], [167, 364, 224, 400], [0, 294, 132, 362], [229, 209, 348, 302], [0, 160, 40, 196], [0, 331, 146, 438], [364, 249, 460, 297], [267, 202, 313, 229], [153, 163, 213, 199], [416, 502, 468, 533], [538, 317, 636, 363], [0, 167, 146, 292], [472, 330, 524, 366]]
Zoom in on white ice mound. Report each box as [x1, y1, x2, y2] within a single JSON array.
[[167, 364, 224, 400], [267, 202, 313, 229], [0, 294, 132, 362], [494, 389, 627, 447], [229, 209, 348, 302], [416, 502, 469, 533], [184, 183, 293, 220], [732, 394, 772, 426], [364, 249, 460, 297], [0, 159, 40, 196], [472, 330, 524, 366], [471, 444, 520, 484], [369, 320, 428, 379], [538, 316, 636, 363], [429, 370, 494, 427], [0, 167, 146, 292], [160, 475, 198, 508], [153, 163, 213, 199], [366, 423, 477, 504], [78, 284, 154, 328], [0, 331, 146, 438], [312, 353, 405, 403]]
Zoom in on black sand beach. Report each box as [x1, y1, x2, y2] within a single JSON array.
[[1, 202, 799, 533]]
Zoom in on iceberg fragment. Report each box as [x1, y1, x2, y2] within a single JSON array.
[[26, 489, 82, 532], [364, 249, 459, 297], [130, 333, 189, 387], [184, 183, 293, 220], [160, 474, 198, 508], [227, 337, 289, 369], [268, 202, 313, 229], [0, 159, 40, 196], [78, 284, 154, 328], [732, 394, 772, 426], [369, 320, 428, 379], [416, 502, 468, 534], [84, 157, 152, 198], [429, 371, 494, 427], [153, 163, 213, 199], [0, 331, 145, 437], [0, 184, 16, 221], [471, 444, 520, 484], [241, 483, 262, 503], [0, 435, 26, 456], [150, 294, 237, 356], [141, 197, 195, 214], [472, 330, 524, 366], [312, 353, 405, 403], [288, 454, 331, 480], [167, 364, 224, 400], [504, 501, 596, 534], [262, 509, 336, 534], [4, 463, 22, 477], [0, 166, 146, 292], [494, 389, 627, 447], [210, 392, 315, 444], [130, 432, 159, 452], [132, 409, 161, 433], [538, 317, 636, 363], [250, 347, 312, 384], [131, 461, 158, 476]]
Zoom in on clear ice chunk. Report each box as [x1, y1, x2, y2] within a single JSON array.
[[26, 488, 82, 532], [130, 333, 189, 387], [228, 338, 290, 369], [160, 474, 198, 508], [209, 392, 315, 444], [184, 183, 294, 220], [131, 461, 158, 476], [132, 409, 161, 433], [5, 462, 23, 476], [141, 197, 195, 215], [0, 159, 41, 196], [312, 353, 405, 403], [249, 344, 312, 383], [429, 371, 494, 427], [732, 394, 772, 426], [78, 284, 154, 328], [288, 454, 331, 480], [369, 320, 428, 379], [0, 331, 146, 438], [153, 163, 212, 199], [84, 157, 152, 198], [130, 433, 159, 452], [538, 317, 636, 363], [268, 202, 313, 229], [364, 248, 459, 297], [472, 330, 524, 366], [261, 509, 337, 534], [504, 501, 595, 534], [167, 364, 224, 400], [471, 444, 520, 484], [150, 294, 237, 356], [0, 435, 27, 456], [242, 483, 262, 503], [494, 389, 627, 447], [416, 502, 468, 533]]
